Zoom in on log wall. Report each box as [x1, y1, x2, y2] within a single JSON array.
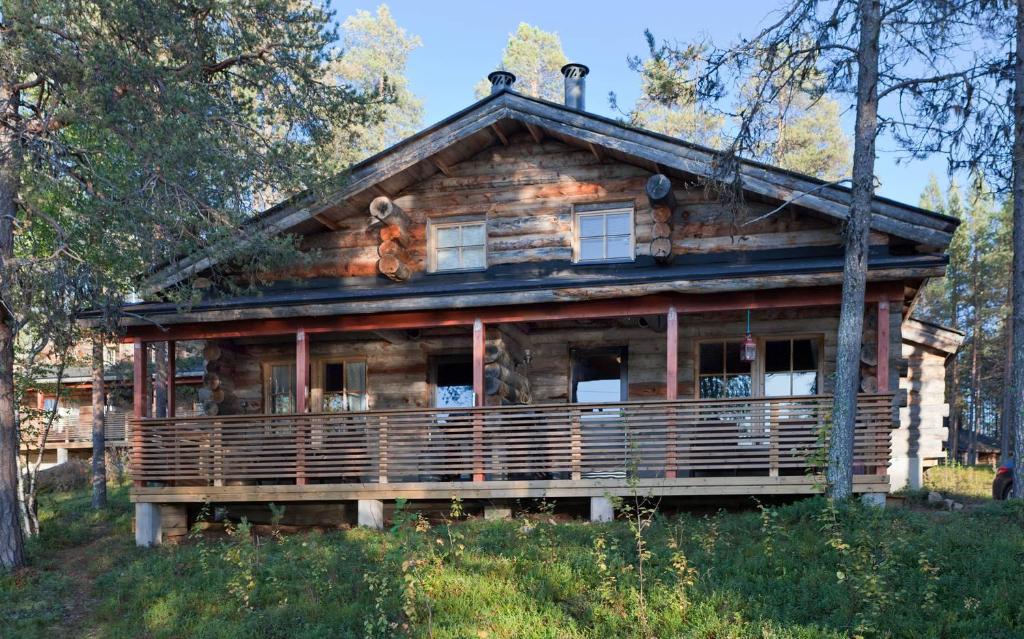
[[273, 133, 881, 281], [207, 307, 846, 415]]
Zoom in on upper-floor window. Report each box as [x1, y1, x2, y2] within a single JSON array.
[[574, 205, 634, 263], [429, 219, 486, 272]]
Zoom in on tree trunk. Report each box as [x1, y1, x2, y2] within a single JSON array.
[[1012, 0, 1024, 498], [969, 250, 982, 465], [0, 81, 26, 569], [827, 0, 880, 500], [1001, 277, 1014, 464], [91, 337, 107, 509]]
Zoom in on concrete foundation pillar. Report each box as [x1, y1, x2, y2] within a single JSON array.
[[484, 504, 512, 520], [358, 499, 384, 530], [135, 503, 162, 547], [860, 492, 887, 509], [590, 497, 614, 522], [56, 448, 69, 464]]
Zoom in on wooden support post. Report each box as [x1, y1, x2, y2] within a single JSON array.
[[132, 340, 147, 487], [296, 330, 309, 485], [166, 340, 176, 418], [876, 300, 890, 392], [473, 318, 485, 482], [665, 306, 678, 479]]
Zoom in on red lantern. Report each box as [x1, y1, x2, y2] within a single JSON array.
[[740, 310, 756, 362]]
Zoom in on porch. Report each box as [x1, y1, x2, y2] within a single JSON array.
[[130, 393, 894, 503]]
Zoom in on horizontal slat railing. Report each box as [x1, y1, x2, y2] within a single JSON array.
[[131, 395, 894, 485]]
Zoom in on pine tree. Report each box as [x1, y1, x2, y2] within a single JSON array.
[[474, 24, 568, 101]]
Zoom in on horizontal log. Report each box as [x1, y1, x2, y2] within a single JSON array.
[[646, 174, 677, 208], [378, 255, 410, 281]]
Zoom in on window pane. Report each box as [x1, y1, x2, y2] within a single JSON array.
[[272, 365, 294, 395], [725, 342, 751, 374], [579, 237, 604, 260], [346, 393, 367, 411], [764, 372, 791, 397], [765, 340, 790, 373], [324, 363, 344, 392], [324, 394, 345, 412], [579, 215, 604, 238], [699, 376, 725, 398], [345, 361, 366, 393], [792, 339, 817, 371], [436, 247, 460, 270], [461, 223, 485, 246], [700, 342, 724, 374], [462, 246, 486, 269], [606, 235, 631, 259], [791, 371, 818, 396], [605, 212, 632, 235], [726, 374, 753, 397], [436, 226, 460, 248]]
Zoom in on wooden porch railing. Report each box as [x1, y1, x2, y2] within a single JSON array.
[[130, 395, 894, 485]]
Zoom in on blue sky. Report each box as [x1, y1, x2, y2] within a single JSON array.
[[329, 0, 951, 206]]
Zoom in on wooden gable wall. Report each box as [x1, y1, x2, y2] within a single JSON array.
[[275, 131, 886, 282]]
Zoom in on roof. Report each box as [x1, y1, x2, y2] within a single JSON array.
[[110, 246, 946, 327], [902, 316, 965, 356], [147, 89, 960, 292]]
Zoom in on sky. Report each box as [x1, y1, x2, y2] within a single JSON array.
[[329, 0, 953, 206]]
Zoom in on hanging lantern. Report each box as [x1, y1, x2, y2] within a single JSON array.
[[740, 309, 757, 362]]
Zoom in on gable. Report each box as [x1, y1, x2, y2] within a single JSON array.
[[274, 133, 885, 282], [148, 91, 958, 290]]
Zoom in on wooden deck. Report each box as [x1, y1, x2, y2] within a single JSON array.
[[131, 394, 894, 503]]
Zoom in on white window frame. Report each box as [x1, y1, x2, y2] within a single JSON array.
[[427, 218, 487, 273], [573, 205, 635, 263]]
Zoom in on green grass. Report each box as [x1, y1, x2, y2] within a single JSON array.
[[923, 464, 997, 503], [3, 476, 1024, 638]]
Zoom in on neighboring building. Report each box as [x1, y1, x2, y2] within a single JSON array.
[[23, 344, 203, 468], [893, 317, 964, 490], [84, 66, 959, 544]]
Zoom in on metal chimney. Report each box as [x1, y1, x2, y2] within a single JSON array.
[[487, 70, 516, 95], [561, 63, 590, 110]]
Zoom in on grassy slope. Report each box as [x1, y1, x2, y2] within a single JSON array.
[[2, 471, 1023, 639]]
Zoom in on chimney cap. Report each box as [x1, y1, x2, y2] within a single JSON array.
[[560, 63, 590, 78], [487, 70, 517, 94]]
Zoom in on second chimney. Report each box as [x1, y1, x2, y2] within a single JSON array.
[[561, 63, 589, 110]]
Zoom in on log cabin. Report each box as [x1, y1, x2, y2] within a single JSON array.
[[85, 65, 959, 544]]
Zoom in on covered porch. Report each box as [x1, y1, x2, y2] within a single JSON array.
[[125, 284, 901, 528]]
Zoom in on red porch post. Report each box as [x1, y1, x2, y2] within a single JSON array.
[[666, 305, 678, 479], [166, 340, 176, 418], [876, 300, 890, 392], [296, 330, 309, 485], [472, 318, 485, 481], [132, 340, 148, 487]]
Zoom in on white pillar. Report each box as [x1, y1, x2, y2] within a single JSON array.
[[56, 448, 69, 464], [860, 493, 887, 509], [590, 497, 614, 522], [484, 504, 512, 520], [135, 503, 162, 546], [358, 499, 384, 530]]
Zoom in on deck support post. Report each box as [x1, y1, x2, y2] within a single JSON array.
[[135, 502, 162, 546], [665, 305, 678, 479], [166, 340, 176, 418], [358, 499, 384, 530], [296, 330, 309, 485], [590, 497, 614, 523], [472, 318, 485, 482], [56, 448, 69, 464]]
